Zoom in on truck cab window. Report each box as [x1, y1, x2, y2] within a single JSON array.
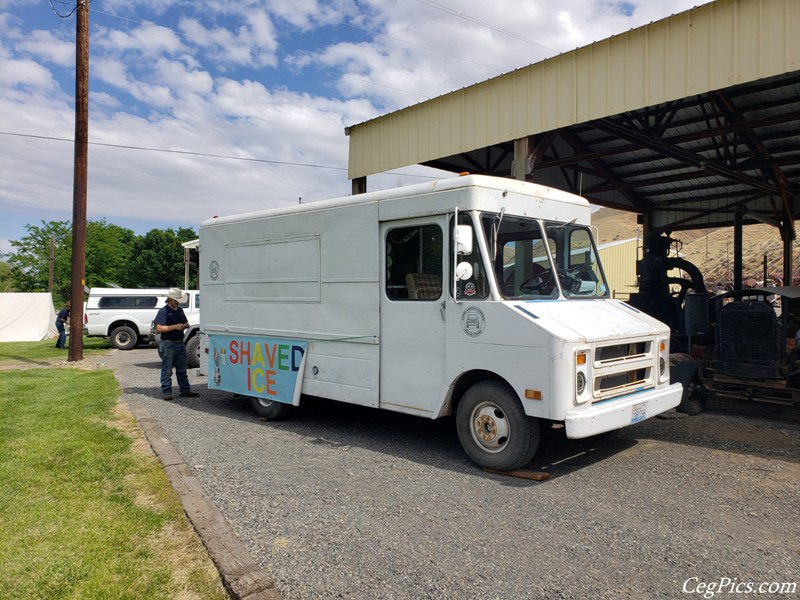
[[483, 214, 609, 300], [560, 227, 608, 298], [484, 215, 557, 299], [386, 224, 443, 300]]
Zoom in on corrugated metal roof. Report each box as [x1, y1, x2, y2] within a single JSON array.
[[346, 0, 800, 234]]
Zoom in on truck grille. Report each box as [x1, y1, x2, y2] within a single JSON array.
[[592, 340, 655, 402]]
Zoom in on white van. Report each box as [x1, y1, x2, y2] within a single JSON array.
[[84, 288, 201, 364], [198, 175, 682, 469]]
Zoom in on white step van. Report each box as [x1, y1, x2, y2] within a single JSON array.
[[198, 175, 681, 469]]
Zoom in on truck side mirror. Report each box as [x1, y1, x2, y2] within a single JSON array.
[[456, 225, 473, 255], [455, 261, 474, 281]]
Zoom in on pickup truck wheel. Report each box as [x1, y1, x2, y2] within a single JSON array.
[[456, 380, 539, 470], [672, 359, 707, 416], [250, 397, 295, 420], [110, 325, 138, 350], [186, 335, 200, 368]]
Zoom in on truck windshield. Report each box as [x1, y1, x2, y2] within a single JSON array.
[[482, 214, 609, 300]]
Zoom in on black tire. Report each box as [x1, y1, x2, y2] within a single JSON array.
[[110, 325, 138, 350], [250, 397, 295, 420], [456, 380, 539, 470], [186, 335, 200, 369], [671, 359, 707, 416]]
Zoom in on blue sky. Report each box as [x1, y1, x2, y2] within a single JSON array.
[[0, 0, 707, 255]]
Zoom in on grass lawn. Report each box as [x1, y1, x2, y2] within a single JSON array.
[[0, 336, 112, 367], [0, 343, 227, 600]]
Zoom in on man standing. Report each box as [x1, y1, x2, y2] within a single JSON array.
[[154, 288, 200, 400], [55, 300, 71, 349]]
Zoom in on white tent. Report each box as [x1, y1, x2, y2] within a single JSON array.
[[0, 293, 59, 342]]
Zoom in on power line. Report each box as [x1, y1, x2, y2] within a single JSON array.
[[413, 0, 557, 52], [334, 20, 507, 74], [0, 130, 441, 179], [90, 8, 191, 38], [0, 131, 347, 171], [49, 0, 91, 19]]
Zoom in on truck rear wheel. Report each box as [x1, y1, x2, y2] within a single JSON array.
[[456, 380, 539, 470], [110, 325, 138, 350], [186, 335, 200, 368], [250, 397, 295, 421]]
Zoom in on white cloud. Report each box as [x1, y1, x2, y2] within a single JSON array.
[[153, 58, 213, 97], [178, 11, 279, 68], [16, 29, 74, 67], [95, 21, 183, 57], [0, 53, 59, 91], [0, 0, 714, 247], [268, 0, 359, 30], [93, 57, 130, 91]]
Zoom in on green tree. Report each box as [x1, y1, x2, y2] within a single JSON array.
[[85, 219, 136, 288], [5, 219, 137, 303], [0, 260, 16, 292], [7, 221, 72, 300], [123, 227, 198, 288]]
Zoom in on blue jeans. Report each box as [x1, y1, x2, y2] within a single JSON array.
[[55, 320, 66, 348], [159, 341, 191, 394]]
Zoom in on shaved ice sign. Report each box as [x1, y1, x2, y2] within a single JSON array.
[[208, 334, 307, 405]]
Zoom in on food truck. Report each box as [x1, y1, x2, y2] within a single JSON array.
[[198, 175, 682, 469]]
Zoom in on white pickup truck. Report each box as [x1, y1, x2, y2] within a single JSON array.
[[84, 287, 201, 366]]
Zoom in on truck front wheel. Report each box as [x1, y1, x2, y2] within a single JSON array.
[[456, 380, 539, 470], [250, 397, 295, 421]]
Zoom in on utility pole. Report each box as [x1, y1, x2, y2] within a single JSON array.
[[48, 236, 54, 293], [69, 0, 89, 362]]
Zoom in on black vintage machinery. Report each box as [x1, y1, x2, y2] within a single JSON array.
[[628, 232, 800, 414]]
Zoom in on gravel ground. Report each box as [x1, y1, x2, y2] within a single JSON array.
[[104, 347, 800, 600]]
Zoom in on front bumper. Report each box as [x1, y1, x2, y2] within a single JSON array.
[[564, 382, 682, 439]]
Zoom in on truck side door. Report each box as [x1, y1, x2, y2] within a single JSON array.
[[379, 217, 447, 416]]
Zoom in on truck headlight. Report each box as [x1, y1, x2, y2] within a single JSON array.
[[576, 371, 586, 395], [575, 349, 590, 404]]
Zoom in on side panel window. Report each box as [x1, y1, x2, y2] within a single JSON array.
[[386, 224, 443, 301], [98, 296, 158, 308], [135, 296, 158, 308], [452, 213, 489, 300]]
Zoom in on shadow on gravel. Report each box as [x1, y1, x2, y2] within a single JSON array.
[[133, 361, 163, 369], [124, 384, 645, 482], [630, 397, 800, 464]]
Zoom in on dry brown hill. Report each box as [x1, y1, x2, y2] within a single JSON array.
[[592, 207, 799, 284]]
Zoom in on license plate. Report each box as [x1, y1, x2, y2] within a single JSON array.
[[630, 402, 647, 423]]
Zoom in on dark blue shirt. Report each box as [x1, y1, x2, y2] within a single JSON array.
[[154, 304, 188, 341]]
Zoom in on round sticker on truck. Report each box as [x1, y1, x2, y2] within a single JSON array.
[[461, 307, 485, 337]]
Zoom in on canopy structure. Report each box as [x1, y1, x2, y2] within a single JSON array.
[[0, 293, 58, 342], [346, 0, 800, 284]]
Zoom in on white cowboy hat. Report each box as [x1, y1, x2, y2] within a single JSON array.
[[167, 287, 187, 302]]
